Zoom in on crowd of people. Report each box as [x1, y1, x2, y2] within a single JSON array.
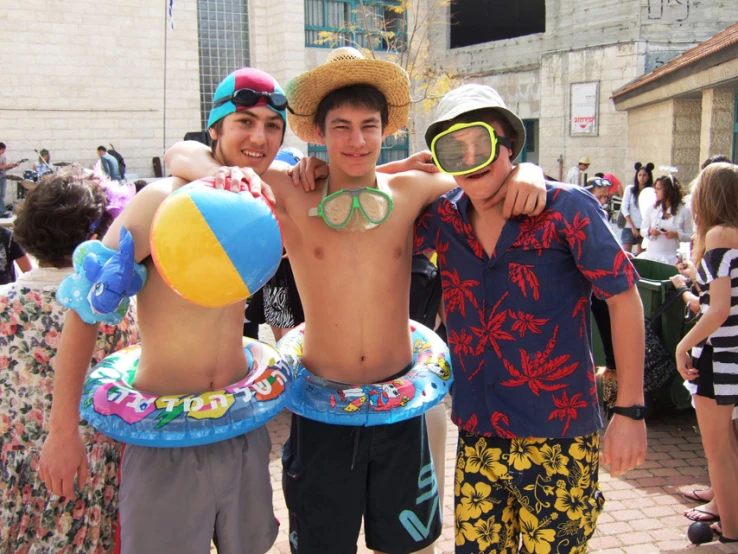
[[0, 144, 133, 219], [0, 46, 736, 554]]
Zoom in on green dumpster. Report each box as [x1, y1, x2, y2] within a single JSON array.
[[589, 259, 683, 365], [631, 258, 694, 410], [590, 258, 694, 410]]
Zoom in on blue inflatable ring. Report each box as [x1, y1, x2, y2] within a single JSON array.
[[278, 321, 452, 426], [80, 339, 291, 447]]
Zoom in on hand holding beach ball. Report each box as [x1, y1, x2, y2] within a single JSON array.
[[151, 177, 282, 307]]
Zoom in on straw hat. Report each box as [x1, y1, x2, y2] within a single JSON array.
[[286, 47, 411, 144]]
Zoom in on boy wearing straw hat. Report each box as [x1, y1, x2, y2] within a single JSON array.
[[39, 68, 288, 554], [165, 48, 547, 554]]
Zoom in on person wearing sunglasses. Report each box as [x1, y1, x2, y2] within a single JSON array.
[[165, 47, 549, 554], [584, 176, 612, 206], [414, 84, 648, 554], [40, 68, 286, 554]]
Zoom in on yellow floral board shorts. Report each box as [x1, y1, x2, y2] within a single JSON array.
[[455, 432, 605, 554]]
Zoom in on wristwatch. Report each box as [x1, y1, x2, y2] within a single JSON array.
[[611, 405, 647, 420]]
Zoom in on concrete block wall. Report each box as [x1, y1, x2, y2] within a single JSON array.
[[699, 88, 736, 166], [671, 98, 702, 185], [537, 43, 642, 183], [638, 0, 738, 43], [416, 0, 738, 183], [0, 1, 201, 180], [625, 98, 702, 186], [627, 101, 674, 179], [428, 0, 738, 79], [250, 0, 308, 152]]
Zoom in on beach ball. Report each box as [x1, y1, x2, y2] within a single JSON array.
[[151, 178, 282, 307]]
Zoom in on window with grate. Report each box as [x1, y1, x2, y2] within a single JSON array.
[[305, 0, 405, 51], [196, 0, 251, 131]]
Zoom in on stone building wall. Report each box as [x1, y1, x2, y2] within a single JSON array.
[[1, 1, 201, 181]]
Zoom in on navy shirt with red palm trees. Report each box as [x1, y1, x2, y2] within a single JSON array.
[[414, 183, 639, 439]]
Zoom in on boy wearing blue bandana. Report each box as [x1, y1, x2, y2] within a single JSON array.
[[166, 48, 548, 554], [40, 68, 287, 554]]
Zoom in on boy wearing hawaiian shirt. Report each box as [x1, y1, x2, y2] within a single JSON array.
[[415, 84, 648, 553]]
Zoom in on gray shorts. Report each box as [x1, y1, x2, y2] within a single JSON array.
[[119, 426, 278, 554]]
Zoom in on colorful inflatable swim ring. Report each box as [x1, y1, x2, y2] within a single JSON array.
[[150, 179, 283, 308], [278, 321, 452, 426], [80, 339, 291, 447]]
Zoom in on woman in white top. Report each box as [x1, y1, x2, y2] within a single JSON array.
[[639, 175, 693, 264], [620, 162, 654, 254]]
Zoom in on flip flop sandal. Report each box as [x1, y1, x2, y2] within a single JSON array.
[[720, 536, 738, 543], [683, 489, 713, 503], [684, 508, 720, 523]]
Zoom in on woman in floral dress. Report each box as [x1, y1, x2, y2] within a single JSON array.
[[0, 166, 138, 553]]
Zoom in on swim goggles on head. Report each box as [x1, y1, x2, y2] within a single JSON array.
[[308, 178, 393, 229], [430, 121, 514, 176], [584, 177, 612, 190], [213, 88, 289, 111]]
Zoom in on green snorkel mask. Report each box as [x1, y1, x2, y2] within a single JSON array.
[[308, 178, 394, 231]]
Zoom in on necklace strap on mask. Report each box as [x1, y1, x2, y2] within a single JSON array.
[[308, 177, 331, 217]]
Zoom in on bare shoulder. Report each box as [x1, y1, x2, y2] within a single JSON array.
[[705, 225, 738, 250], [262, 162, 294, 191], [262, 162, 296, 212]]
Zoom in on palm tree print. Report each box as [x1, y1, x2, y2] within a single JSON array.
[[441, 268, 480, 317], [548, 390, 588, 435], [470, 292, 512, 358], [500, 326, 579, 395], [512, 209, 563, 255], [509, 263, 540, 300], [562, 212, 590, 259]]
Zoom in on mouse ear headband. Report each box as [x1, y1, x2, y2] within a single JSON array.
[[634, 162, 655, 173]]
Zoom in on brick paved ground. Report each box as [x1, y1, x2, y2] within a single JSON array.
[[212, 326, 738, 553], [248, 403, 738, 554]]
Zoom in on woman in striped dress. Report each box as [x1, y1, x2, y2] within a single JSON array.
[[676, 162, 738, 543]]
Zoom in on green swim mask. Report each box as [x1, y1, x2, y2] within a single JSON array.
[[308, 178, 394, 230]]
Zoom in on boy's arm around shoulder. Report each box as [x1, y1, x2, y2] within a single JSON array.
[[390, 169, 456, 215], [484, 162, 547, 217], [164, 140, 218, 183]]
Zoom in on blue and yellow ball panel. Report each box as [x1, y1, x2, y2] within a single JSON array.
[[151, 181, 282, 307]]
